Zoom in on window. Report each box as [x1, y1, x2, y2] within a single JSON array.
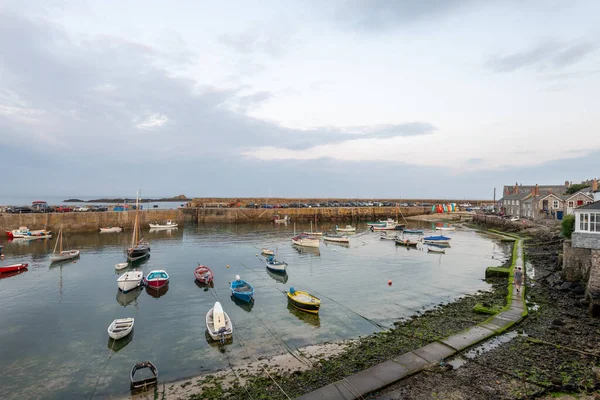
[[553, 200, 559, 208], [580, 213, 589, 231], [516, 200, 520, 206], [587, 201, 592, 205], [596, 213, 600, 232], [568, 201, 574, 207], [591, 214, 596, 232]]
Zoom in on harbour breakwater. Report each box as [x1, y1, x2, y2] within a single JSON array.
[[0, 209, 183, 236]]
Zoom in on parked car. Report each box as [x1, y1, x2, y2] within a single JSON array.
[[7, 206, 32, 213], [55, 206, 73, 213], [74, 206, 90, 212], [91, 205, 108, 212]]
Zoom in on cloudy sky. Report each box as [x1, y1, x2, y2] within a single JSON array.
[[0, 0, 598, 199]]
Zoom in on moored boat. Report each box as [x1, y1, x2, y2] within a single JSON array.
[[6, 226, 30, 239], [100, 227, 123, 233], [115, 262, 129, 270], [403, 229, 424, 234], [291, 234, 320, 248], [266, 255, 287, 273], [130, 361, 158, 391], [335, 225, 356, 232], [323, 233, 350, 243], [107, 317, 134, 340], [230, 275, 254, 302], [261, 248, 275, 256], [273, 215, 290, 224], [144, 270, 169, 289], [148, 219, 178, 229], [194, 264, 214, 284], [380, 234, 398, 240], [423, 235, 452, 245], [0, 263, 28, 274], [287, 287, 320, 314], [435, 226, 456, 231], [427, 247, 446, 254], [394, 238, 419, 247], [205, 301, 233, 342], [20, 230, 53, 240], [127, 190, 150, 262], [50, 227, 80, 262], [117, 270, 144, 292]]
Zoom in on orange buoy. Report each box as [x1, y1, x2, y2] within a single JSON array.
[[226, 264, 230, 268], [388, 280, 392, 286]]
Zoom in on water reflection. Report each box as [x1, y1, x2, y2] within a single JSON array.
[[145, 284, 169, 299], [194, 279, 215, 290], [287, 304, 320, 327], [204, 330, 233, 349], [116, 287, 143, 307], [230, 294, 254, 312], [266, 268, 288, 284], [292, 244, 320, 257], [0, 269, 27, 280], [107, 329, 134, 352]]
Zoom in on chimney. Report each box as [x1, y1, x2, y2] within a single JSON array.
[[514, 182, 519, 194], [565, 180, 570, 188], [535, 184, 539, 196], [592, 179, 598, 193]]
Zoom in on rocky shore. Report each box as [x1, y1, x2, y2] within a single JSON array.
[[369, 230, 600, 399]]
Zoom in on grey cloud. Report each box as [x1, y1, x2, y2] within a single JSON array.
[[0, 11, 436, 162], [338, 0, 474, 31], [486, 41, 597, 73], [218, 25, 299, 57]]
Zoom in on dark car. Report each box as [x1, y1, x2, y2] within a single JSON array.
[[92, 205, 108, 212], [8, 206, 32, 213]]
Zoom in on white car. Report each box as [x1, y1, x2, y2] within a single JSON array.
[[75, 206, 90, 212], [510, 216, 520, 222]]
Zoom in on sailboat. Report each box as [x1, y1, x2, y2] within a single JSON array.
[[303, 220, 323, 236], [50, 227, 80, 262], [127, 190, 150, 262]]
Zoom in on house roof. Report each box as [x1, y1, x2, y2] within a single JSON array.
[[574, 200, 600, 211], [501, 184, 568, 201], [538, 192, 568, 201], [564, 190, 594, 201]]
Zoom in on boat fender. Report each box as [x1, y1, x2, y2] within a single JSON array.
[[235, 274, 240, 281], [369, 226, 374, 232], [290, 286, 295, 294]]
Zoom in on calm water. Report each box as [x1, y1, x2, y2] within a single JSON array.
[[0, 195, 184, 209], [0, 222, 508, 399]]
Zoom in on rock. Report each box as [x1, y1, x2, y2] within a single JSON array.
[[559, 327, 570, 335], [559, 281, 575, 291], [551, 376, 563, 385], [579, 298, 591, 307], [572, 284, 585, 295], [552, 318, 566, 326]]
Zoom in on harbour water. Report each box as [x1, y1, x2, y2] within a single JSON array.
[[0, 222, 508, 399], [0, 195, 185, 209]]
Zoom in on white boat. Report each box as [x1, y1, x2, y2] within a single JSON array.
[[380, 234, 398, 240], [266, 256, 287, 273], [206, 301, 233, 341], [20, 232, 53, 240], [261, 248, 275, 256], [107, 318, 134, 340], [117, 270, 144, 292], [370, 221, 399, 231], [335, 225, 356, 233], [50, 227, 80, 262], [273, 215, 290, 224], [148, 219, 178, 229], [323, 234, 350, 243], [427, 247, 446, 254], [115, 262, 129, 270], [303, 220, 322, 236], [100, 227, 123, 233], [435, 226, 456, 231], [292, 234, 320, 248]]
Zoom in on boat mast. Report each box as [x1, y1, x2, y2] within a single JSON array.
[[53, 227, 61, 255]]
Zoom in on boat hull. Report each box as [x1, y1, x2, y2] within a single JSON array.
[[266, 262, 287, 273], [127, 246, 150, 261], [117, 271, 144, 293], [0, 263, 28, 274], [287, 291, 321, 314], [100, 227, 123, 233], [108, 318, 134, 340], [145, 279, 168, 289], [323, 236, 349, 243], [50, 250, 80, 262], [231, 291, 253, 302], [291, 236, 320, 248], [395, 239, 418, 247], [194, 265, 214, 284]]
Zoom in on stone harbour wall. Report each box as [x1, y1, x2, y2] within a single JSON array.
[[562, 240, 592, 282], [0, 209, 183, 236], [572, 231, 600, 250]]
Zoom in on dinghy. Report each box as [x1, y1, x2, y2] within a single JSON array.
[[20, 230, 53, 240], [323, 233, 350, 243], [423, 235, 452, 245], [291, 234, 320, 248], [380, 233, 398, 240], [230, 275, 254, 302], [144, 270, 169, 289], [130, 361, 158, 391], [394, 238, 419, 247], [261, 248, 275, 256], [117, 270, 144, 292], [335, 225, 356, 232], [100, 227, 123, 233], [205, 301, 233, 342], [287, 287, 320, 314], [0, 263, 28, 274], [435, 226, 456, 231], [148, 219, 178, 229], [403, 229, 424, 234], [427, 247, 446, 254], [50, 227, 80, 262], [107, 317, 134, 340], [194, 264, 214, 284], [115, 262, 129, 270], [265, 255, 287, 273]]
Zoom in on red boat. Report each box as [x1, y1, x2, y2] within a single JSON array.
[[194, 265, 214, 284], [0, 263, 28, 274], [144, 270, 169, 289]]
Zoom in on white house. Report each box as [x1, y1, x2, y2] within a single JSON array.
[[573, 201, 600, 250]]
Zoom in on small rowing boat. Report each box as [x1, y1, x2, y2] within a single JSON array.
[[107, 317, 134, 340], [287, 287, 320, 314], [323, 233, 350, 243], [291, 234, 320, 248], [117, 270, 143, 293], [266, 255, 287, 273], [394, 238, 419, 247], [403, 229, 424, 234], [423, 235, 452, 245], [335, 225, 356, 232], [428, 247, 446, 254], [380, 234, 398, 240], [0, 263, 28, 274], [148, 219, 178, 229], [261, 248, 275, 256], [194, 264, 214, 284], [144, 270, 169, 289], [230, 275, 254, 302], [130, 361, 158, 391], [206, 301, 233, 342], [435, 226, 456, 231], [115, 262, 129, 270], [100, 227, 123, 233]]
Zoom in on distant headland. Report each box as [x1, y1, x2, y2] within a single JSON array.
[[64, 194, 190, 203]]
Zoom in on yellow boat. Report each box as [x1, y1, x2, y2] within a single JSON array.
[[287, 287, 321, 314]]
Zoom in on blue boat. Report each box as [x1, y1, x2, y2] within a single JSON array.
[[230, 275, 254, 303], [423, 235, 451, 244], [403, 229, 424, 234]]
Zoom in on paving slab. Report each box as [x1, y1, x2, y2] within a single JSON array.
[[296, 379, 356, 400], [343, 360, 409, 395], [411, 341, 456, 363], [391, 351, 430, 371], [441, 325, 495, 351]]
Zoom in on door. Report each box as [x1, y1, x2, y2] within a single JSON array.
[[556, 211, 563, 220]]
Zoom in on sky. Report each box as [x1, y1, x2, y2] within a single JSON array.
[[0, 0, 598, 199]]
